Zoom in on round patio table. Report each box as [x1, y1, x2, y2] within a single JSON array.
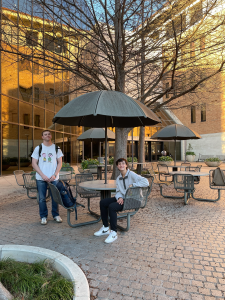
[[59, 171, 71, 181], [79, 180, 116, 200]]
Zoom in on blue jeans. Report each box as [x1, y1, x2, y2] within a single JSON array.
[[36, 180, 59, 219]]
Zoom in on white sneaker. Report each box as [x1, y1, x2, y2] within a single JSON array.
[[94, 226, 110, 236], [41, 217, 47, 225], [104, 230, 118, 243], [54, 216, 62, 223]]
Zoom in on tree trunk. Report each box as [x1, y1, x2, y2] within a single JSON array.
[[112, 127, 130, 178], [138, 126, 145, 163]]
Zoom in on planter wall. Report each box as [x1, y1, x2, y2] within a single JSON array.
[[0, 245, 90, 300], [158, 161, 173, 166]]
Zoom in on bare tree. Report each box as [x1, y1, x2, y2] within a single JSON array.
[[1, 0, 225, 176]]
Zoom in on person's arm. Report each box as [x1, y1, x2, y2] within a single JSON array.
[[32, 158, 49, 182], [115, 178, 124, 205], [49, 156, 62, 182]]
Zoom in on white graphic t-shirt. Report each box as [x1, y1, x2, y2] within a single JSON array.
[[31, 143, 63, 181]]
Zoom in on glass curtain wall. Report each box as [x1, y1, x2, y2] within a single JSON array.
[[0, 2, 82, 176]]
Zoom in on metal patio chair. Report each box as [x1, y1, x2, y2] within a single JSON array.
[[191, 169, 225, 202], [173, 174, 195, 205], [158, 164, 173, 182], [75, 173, 101, 220], [117, 179, 153, 231], [13, 170, 25, 188], [22, 173, 38, 199], [185, 166, 201, 184]]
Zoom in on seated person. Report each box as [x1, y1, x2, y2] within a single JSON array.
[[94, 158, 149, 243]]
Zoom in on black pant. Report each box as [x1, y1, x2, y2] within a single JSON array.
[[100, 197, 123, 232]]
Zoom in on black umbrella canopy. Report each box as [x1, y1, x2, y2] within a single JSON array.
[[151, 124, 201, 166], [53, 90, 161, 183], [77, 128, 115, 141], [53, 90, 160, 127], [151, 124, 201, 140]]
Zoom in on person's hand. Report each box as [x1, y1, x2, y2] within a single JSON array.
[[129, 184, 133, 188], [49, 174, 56, 182], [42, 175, 50, 182], [117, 197, 124, 205]]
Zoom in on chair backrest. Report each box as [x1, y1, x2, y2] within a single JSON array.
[[75, 173, 94, 194], [185, 166, 201, 172], [13, 170, 25, 187], [209, 169, 225, 189], [158, 164, 169, 174], [123, 186, 151, 211], [174, 174, 194, 191], [181, 163, 191, 167], [22, 173, 37, 189], [48, 183, 67, 208], [148, 168, 160, 183]]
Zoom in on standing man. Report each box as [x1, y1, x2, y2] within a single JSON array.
[[94, 158, 149, 243], [32, 130, 63, 225]]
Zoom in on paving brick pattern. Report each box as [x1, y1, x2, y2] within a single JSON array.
[[1, 176, 225, 299]]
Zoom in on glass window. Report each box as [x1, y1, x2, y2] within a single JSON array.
[[191, 106, 196, 123], [166, 82, 169, 98], [19, 102, 32, 126], [20, 126, 33, 172], [71, 137, 80, 164], [2, 96, 18, 122], [26, 31, 38, 46], [201, 104, 206, 122], [2, 123, 18, 175], [34, 128, 43, 149], [34, 106, 45, 128], [55, 132, 63, 158], [63, 134, 71, 163], [46, 111, 55, 129], [34, 87, 40, 102]]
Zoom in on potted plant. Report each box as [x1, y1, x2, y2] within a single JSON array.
[[2, 158, 10, 171], [81, 158, 99, 170], [19, 157, 31, 167], [204, 157, 222, 167], [158, 156, 173, 165], [9, 157, 18, 166], [186, 143, 196, 162]]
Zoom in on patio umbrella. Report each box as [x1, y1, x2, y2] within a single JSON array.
[[53, 90, 161, 183], [77, 128, 115, 159], [150, 124, 201, 166]]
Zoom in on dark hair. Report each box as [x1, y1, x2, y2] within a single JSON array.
[[42, 130, 51, 136], [116, 158, 128, 169]]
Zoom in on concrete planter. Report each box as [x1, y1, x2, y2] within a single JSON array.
[[186, 155, 195, 162], [204, 161, 222, 167], [158, 161, 173, 166], [0, 245, 90, 300]]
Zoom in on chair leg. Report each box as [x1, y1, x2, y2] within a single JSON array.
[[87, 198, 101, 218], [27, 189, 37, 199], [66, 209, 101, 228], [116, 210, 139, 231], [191, 189, 221, 202], [160, 186, 184, 199]]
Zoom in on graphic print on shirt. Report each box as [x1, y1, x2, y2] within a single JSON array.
[[48, 153, 53, 163], [42, 153, 46, 162]]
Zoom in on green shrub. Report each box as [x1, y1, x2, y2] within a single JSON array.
[[186, 151, 195, 156], [159, 156, 173, 161], [0, 258, 74, 300], [10, 157, 18, 162], [81, 158, 99, 169], [109, 157, 114, 165], [127, 157, 138, 163], [2, 158, 10, 164], [20, 157, 30, 163], [205, 157, 221, 162]]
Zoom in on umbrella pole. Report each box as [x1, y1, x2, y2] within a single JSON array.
[[105, 118, 107, 184], [174, 140, 177, 166], [99, 142, 101, 158]]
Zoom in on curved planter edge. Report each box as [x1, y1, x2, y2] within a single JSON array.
[[0, 245, 90, 300]]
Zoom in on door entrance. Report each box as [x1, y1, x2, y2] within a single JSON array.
[[151, 142, 162, 161]]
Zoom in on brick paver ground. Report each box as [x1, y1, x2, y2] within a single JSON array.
[[1, 173, 225, 299]]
